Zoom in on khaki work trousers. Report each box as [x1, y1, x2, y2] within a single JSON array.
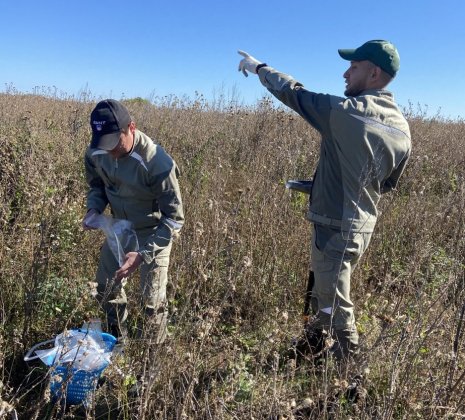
[[96, 232, 172, 344], [311, 224, 372, 347]]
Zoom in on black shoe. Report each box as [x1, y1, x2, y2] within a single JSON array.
[[289, 326, 328, 364]]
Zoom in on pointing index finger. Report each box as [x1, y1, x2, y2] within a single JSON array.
[[238, 50, 250, 58]]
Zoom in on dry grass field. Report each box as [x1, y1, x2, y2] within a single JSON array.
[[0, 91, 464, 419]]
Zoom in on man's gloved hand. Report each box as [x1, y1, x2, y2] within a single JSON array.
[[238, 50, 262, 77]]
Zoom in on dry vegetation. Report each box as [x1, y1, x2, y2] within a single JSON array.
[[0, 91, 464, 419]]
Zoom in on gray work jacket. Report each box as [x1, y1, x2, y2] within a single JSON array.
[[85, 130, 184, 263], [259, 66, 411, 233]]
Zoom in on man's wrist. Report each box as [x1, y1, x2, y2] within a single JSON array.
[[256, 63, 268, 73]]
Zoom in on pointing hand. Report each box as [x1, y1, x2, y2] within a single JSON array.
[[238, 50, 262, 77]]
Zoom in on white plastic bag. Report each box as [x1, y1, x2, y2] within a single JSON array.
[[34, 329, 111, 371], [85, 213, 139, 267]]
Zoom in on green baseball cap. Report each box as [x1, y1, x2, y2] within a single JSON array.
[[338, 40, 400, 77]]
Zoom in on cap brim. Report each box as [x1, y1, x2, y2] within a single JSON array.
[[338, 48, 360, 61], [91, 131, 121, 150]]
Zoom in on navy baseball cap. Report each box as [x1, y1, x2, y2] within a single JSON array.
[[90, 99, 131, 150], [338, 40, 400, 77]]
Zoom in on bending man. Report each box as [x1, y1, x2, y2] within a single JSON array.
[[82, 99, 184, 345]]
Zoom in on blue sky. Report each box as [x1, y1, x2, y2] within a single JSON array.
[[1, 0, 464, 119]]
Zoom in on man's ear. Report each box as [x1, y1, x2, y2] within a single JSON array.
[[129, 121, 136, 134], [371, 66, 382, 80]]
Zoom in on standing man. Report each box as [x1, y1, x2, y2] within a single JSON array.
[[238, 40, 411, 361], [82, 99, 184, 345]]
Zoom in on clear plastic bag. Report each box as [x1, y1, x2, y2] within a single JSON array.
[[34, 329, 112, 371], [85, 213, 139, 266]]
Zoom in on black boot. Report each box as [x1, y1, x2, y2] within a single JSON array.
[[289, 324, 328, 364]]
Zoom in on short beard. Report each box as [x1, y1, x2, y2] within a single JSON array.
[[344, 86, 363, 97]]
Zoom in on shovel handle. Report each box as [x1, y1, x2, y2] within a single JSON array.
[[303, 270, 315, 319]]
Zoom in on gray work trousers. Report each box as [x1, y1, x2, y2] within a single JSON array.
[[311, 224, 372, 352], [96, 232, 172, 344]]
